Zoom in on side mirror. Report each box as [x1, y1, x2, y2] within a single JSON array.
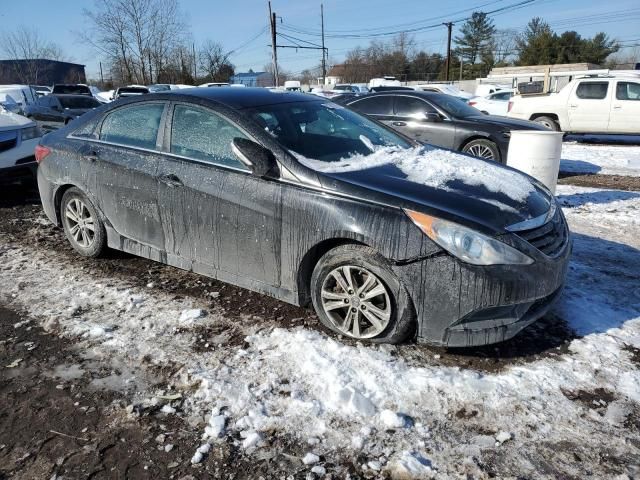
[[423, 112, 442, 123], [231, 137, 276, 177]]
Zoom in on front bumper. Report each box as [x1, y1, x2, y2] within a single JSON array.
[[395, 229, 571, 347]]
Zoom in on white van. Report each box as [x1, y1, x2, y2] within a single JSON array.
[[368, 76, 401, 89]]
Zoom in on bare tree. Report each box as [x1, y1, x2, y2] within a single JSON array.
[[198, 40, 234, 82], [81, 0, 187, 85], [0, 26, 68, 83]]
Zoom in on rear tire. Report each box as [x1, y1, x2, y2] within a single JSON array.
[[60, 187, 106, 258], [461, 138, 500, 161], [533, 115, 560, 131], [310, 244, 415, 344]]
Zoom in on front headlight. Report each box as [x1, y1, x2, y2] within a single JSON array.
[[21, 126, 42, 141], [405, 209, 533, 266]]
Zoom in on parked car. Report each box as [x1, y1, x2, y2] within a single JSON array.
[[148, 84, 173, 92], [113, 86, 150, 99], [336, 91, 546, 162], [468, 90, 514, 116], [508, 74, 640, 133], [51, 84, 93, 96], [0, 84, 38, 114], [284, 80, 301, 91], [36, 88, 570, 347], [474, 83, 510, 97], [31, 85, 52, 97], [369, 86, 415, 92], [0, 108, 42, 184], [24, 94, 101, 130], [413, 84, 474, 100], [0, 92, 23, 114], [334, 84, 369, 93], [369, 76, 401, 89], [199, 82, 230, 88]]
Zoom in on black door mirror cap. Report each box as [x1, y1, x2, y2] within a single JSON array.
[[424, 112, 442, 122], [231, 137, 277, 177]]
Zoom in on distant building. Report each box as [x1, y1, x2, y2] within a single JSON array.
[[0, 59, 86, 85], [317, 64, 345, 86], [229, 70, 272, 87]]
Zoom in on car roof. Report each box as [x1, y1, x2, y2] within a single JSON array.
[[51, 94, 99, 99], [343, 90, 448, 102], [160, 87, 319, 109]]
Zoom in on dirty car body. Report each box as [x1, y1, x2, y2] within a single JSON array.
[[36, 88, 571, 347]]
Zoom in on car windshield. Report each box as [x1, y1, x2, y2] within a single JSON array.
[[246, 100, 412, 162], [59, 96, 101, 109], [430, 95, 482, 118], [54, 85, 91, 95]]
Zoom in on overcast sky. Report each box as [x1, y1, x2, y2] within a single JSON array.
[[1, 0, 638, 81]]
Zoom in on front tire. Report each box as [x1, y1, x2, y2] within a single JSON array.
[[61, 187, 106, 257], [310, 245, 415, 344], [461, 138, 500, 161], [533, 115, 560, 131]]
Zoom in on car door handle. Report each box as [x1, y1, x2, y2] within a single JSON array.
[[613, 105, 622, 109], [83, 149, 99, 162], [568, 104, 578, 108], [392, 121, 407, 126], [158, 173, 183, 187]]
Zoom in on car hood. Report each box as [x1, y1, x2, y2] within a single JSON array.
[[463, 114, 546, 130], [0, 111, 35, 131], [313, 147, 553, 233]]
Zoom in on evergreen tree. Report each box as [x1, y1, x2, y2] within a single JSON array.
[[454, 12, 496, 64]]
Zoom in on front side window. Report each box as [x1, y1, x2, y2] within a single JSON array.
[[616, 82, 640, 101], [59, 96, 101, 109], [394, 96, 435, 117], [576, 82, 608, 100], [99, 103, 164, 149], [349, 96, 393, 116], [170, 105, 249, 170]]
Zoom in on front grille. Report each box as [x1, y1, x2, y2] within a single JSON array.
[[0, 138, 17, 153], [515, 209, 567, 257]]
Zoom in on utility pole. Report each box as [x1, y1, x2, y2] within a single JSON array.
[[268, 1, 279, 86], [321, 3, 326, 86], [444, 22, 453, 82], [193, 43, 197, 80], [99, 62, 104, 86]]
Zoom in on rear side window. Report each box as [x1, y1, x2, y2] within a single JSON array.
[[349, 96, 393, 115], [576, 82, 608, 100], [394, 96, 435, 117], [170, 105, 249, 170], [99, 103, 164, 149], [616, 82, 640, 101], [492, 92, 512, 101]]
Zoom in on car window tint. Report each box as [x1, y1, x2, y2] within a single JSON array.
[[170, 105, 249, 170], [36, 96, 48, 106], [349, 96, 393, 115], [394, 96, 435, 117], [100, 103, 164, 149], [493, 92, 512, 101], [73, 116, 100, 139], [576, 82, 608, 100], [616, 82, 640, 101]]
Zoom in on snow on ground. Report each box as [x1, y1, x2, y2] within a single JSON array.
[[561, 142, 640, 177], [1, 185, 639, 477]]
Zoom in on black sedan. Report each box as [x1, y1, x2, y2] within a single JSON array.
[[334, 91, 547, 162], [35, 88, 570, 347], [25, 94, 101, 130]]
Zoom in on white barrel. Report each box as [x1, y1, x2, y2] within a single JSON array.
[[506, 130, 564, 194]]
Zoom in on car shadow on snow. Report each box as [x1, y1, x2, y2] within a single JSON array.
[[556, 189, 640, 207], [559, 159, 602, 176], [565, 134, 640, 145], [0, 180, 40, 208], [402, 232, 640, 373]]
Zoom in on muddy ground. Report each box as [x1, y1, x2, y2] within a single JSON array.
[[0, 177, 636, 479]]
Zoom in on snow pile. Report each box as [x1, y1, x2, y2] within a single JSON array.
[[561, 142, 640, 177], [297, 146, 537, 202]]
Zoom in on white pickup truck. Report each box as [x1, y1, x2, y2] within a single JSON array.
[[507, 75, 640, 134]]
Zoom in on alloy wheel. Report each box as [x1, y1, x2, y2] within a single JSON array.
[[320, 265, 391, 339], [64, 198, 95, 248], [466, 143, 495, 159]]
